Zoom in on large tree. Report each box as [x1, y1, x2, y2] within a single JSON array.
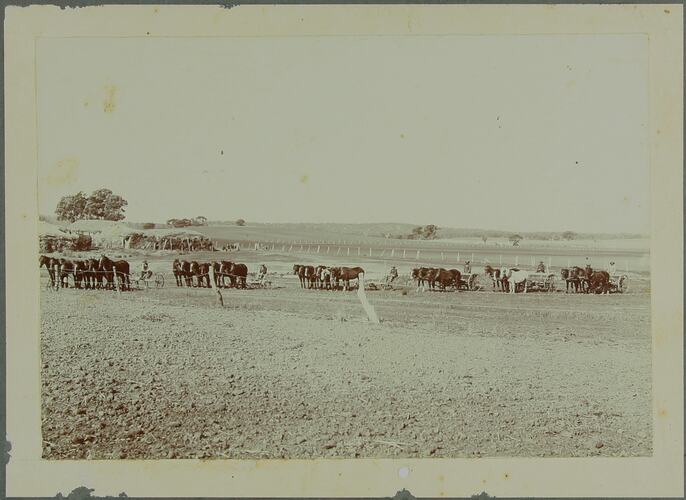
[[55, 189, 127, 222]]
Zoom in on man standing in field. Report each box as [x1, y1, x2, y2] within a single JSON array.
[[464, 260, 472, 274], [608, 261, 617, 275], [257, 264, 267, 285], [387, 265, 398, 284]]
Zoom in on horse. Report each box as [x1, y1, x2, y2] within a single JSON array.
[[314, 265, 328, 289], [293, 265, 307, 288], [98, 255, 130, 290], [219, 261, 237, 288], [228, 262, 248, 288], [73, 260, 90, 289], [55, 258, 77, 288], [484, 264, 504, 291], [178, 260, 193, 287], [447, 269, 462, 290], [305, 266, 317, 289], [318, 266, 332, 290], [586, 269, 610, 294], [411, 267, 440, 291], [172, 259, 185, 287], [501, 268, 528, 294], [560, 267, 584, 293], [331, 266, 364, 291], [39, 255, 57, 287], [434, 268, 460, 290], [189, 261, 211, 288], [84, 258, 101, 289]]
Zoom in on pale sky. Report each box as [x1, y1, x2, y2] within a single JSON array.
[[37, 34, 650, 234]]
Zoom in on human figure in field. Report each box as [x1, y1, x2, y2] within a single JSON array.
[[464, 261, 472, 274], [536, 261, 546, 273], [387, 265, 398, 284], [140, 260, 152, 281], [257, 264, 267, 284], [608, 261, 617, 275]]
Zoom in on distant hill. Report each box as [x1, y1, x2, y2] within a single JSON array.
[[206, 221, 646, 241], [40, 215, 646, 241]]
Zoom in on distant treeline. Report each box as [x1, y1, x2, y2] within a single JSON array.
[[40, 215, 647, 240], [435, 228, 647, 240]]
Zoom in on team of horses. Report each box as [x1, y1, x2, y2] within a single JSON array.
[[483, 264, 611, 294], [41, 254, 614, 295], [172, 259, 248, 288], [293, 264, 365, 291], [559, 266, 611, 294], [411, 267, 464, 291], [39, 254, 131, 290]]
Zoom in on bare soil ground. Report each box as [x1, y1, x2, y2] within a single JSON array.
[[41, 255, 652, 460]]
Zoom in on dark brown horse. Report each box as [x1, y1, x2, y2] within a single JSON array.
[[172, 259, 185, 287], [228, 262, 248, 288], [39, 255, 57, 287], [189, 261, 211, 287], [73, 260, 90, 289], [560, 267, 584, 293], [331, 266, 364, 291], [587, 269, 611, 294], [293, 264, 315, 289], [305, 266, 317, 289], [446, 268, 462, 290], [84, 258, 101, 289], [56, 258, 76, 288], [293, 264, 305, 288], [412, 267, 440, 291], [178, 260, 192, 287], [433, 268, 461, 290], [98, 255, 130, 290], [219, 261, 236, 287]]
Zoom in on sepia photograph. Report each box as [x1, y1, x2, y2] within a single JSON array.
[[37, 26, 652, 462], [4, 4, 683, 498]]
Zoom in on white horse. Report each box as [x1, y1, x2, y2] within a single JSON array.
[[501, 267, 529, 294]]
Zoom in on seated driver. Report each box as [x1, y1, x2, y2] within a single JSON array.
[[388, 265, 398, 283], [140, 260, 153, 280], [536, 261, 546, 273]]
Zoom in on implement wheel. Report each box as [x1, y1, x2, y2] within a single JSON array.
[[155, 273, 165, 288], [618, 275, 628, 293], [469, 274, 481, 291]]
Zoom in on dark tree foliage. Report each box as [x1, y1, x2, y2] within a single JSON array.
[[55, 189, 127, 222]]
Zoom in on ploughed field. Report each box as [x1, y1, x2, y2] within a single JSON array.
[[41, 270, 652, 459]]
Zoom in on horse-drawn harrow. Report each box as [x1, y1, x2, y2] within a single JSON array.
[[458, 273, 481, 291], [524, 272, 557, 292], [608, 274, 629, 293]]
